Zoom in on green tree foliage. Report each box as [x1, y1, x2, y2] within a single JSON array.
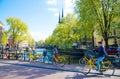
[[28, 38, 35, 47], [45, 14, 80, 48], [75, 0, 120, 47], [6, 17, 28, 47], [26, 33, 36, 47], [38, 40, 44, 46], [1, 32, 8, 46]]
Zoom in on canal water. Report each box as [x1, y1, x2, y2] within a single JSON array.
[[35, 48, 53, 56], [22, 48, 53, 62]]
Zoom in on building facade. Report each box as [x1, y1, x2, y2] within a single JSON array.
[[0, 21, 4, 47]]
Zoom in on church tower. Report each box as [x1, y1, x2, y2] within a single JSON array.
[[58, 11, 61, 24], [62, 7, 64, 18], [58, 7, 64, 24]]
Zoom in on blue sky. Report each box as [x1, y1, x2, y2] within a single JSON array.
[[0, 0, 75, 41]]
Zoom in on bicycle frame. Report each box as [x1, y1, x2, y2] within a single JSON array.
[[87, 58, 97, 69], [86, 57, 112, 71], [82, 56, 89, 62]]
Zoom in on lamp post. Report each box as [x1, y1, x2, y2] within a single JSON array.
[[15, 45, 18, 60]]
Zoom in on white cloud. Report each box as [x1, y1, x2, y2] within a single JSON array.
[[48, 8, 57, 12], [64, 8, 73, 15], [54, 12, 59, 17], [48, 8, 59, 17], [30, 31, 47, 41], [46, 0, 57, 6], [46, 0, 75, 17], [64, 0, 75, 16], [64, 0, 73, 8]]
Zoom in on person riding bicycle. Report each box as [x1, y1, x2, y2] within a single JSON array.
[[96, 41, 108, 73], [53, 45, 58, 61]]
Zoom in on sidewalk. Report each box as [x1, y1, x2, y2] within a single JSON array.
[[0, 60, 120, 79]]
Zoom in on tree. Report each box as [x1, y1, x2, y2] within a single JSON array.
[[28, 38, 36, 47], [38, 40, 44, 46], [1, 32, 8, 47], [6, 17, 28, 48], [45, 14, 80, 48], [75, 0, 120, 47], [26, 33, 36, 47]]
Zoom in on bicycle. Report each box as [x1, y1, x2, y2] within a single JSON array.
[[41, 54, 66, 67], [79, 55, 115, 76], [79, 50, 97, 65], [27, 53, 41, 62]]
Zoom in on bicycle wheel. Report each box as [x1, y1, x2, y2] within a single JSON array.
[[79, 57, 88, 66], [48, 57, 54, 64], [79, 57, 93, 75], [57, 57, 65, 67], [37, 55, 43, 62], [81, 64, 91, 75], [101, 61, 115, 76]]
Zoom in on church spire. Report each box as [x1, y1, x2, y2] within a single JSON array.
[[62, 7, 64, 18], [58, 11, 61, 23]]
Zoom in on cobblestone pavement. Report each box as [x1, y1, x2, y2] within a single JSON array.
[[0, 60, 120, 79]]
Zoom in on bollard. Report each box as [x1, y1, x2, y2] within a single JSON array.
[[16, 50, 18, 60], [1, 46, 3, 59], [6, 50, 10, 60], [68, 55, 71, 64], [24, 50, 25, 61]]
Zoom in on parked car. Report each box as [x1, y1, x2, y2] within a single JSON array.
[[106, 47, 118, 54], [94, 47, 118, 55]]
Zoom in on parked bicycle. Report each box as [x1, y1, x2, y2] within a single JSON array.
[[27, 53, 41, 62]]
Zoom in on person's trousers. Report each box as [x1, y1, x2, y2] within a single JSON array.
[[96, 57, 105, 71]]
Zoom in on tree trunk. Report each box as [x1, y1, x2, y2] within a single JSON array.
[[103, 31, 109, 48], [104, 37, 109, 48], [92, 31, 94, 48], [92, 36, 94, 48]]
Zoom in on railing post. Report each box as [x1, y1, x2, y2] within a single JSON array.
[[1, 46, 3, 59], [8, 50, 10, 60], [24, 50, 25, 61], [68, 55, 71, 65], [16, 49, 18, 60]]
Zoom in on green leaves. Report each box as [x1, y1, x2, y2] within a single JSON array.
[[75, 0, 120, 47], [1, 32, 8, 46], [6, 17, 29, 45], [26, 32, 35, 47], [38, 40, 44, 46], [45, 14, 81, 48]]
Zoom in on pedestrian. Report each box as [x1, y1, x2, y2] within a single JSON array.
[[43, 50, 47, 63]]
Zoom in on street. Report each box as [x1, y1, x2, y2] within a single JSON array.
[[0, 60, 120, 79]]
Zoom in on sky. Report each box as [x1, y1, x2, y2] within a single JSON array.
[[0, 0, 75, 41]]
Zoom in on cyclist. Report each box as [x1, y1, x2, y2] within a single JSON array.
[[53, 45, 58, 63], [96, 41, 108, 73]]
